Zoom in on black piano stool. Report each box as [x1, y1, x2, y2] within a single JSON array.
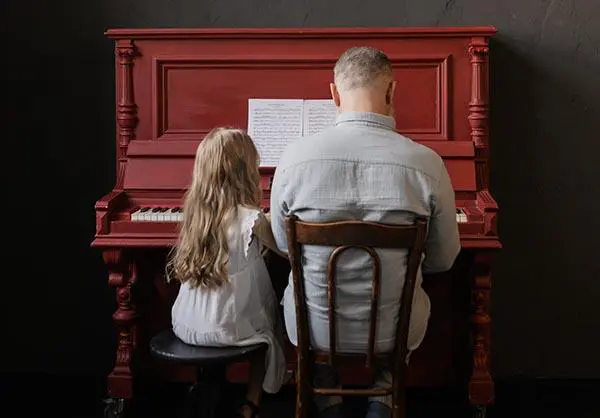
[[146, 329, 267, 418]]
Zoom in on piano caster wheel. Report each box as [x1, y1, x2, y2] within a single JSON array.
[[103, 398, 126, 418], [473, 405, 487, 418]]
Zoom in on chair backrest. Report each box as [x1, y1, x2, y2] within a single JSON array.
[[285, 215, 428, 371]]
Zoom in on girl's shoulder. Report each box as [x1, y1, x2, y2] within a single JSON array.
[[237, 204, 263, 221]]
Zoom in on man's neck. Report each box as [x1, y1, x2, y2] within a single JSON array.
[[338, 97, 390, 116], [341, 106, 389, 116]]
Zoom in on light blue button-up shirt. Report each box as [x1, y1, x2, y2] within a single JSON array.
[[270, 111, 460, 353]]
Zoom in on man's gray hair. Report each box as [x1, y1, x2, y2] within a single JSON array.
[[333, 46, 393, 91]]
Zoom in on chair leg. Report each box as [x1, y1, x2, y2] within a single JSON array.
[[391, 375, 406, 418], [294, 364, 311, 418], [295, 380, 309, 418]]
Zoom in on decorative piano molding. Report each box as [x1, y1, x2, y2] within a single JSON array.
[[116, 40, 139, 189], [469, 252, 495, 407], [150, 54, 450, 141], [94, 191, 126, 235], [468, 38, 490, 191], [477, 190, 499, 237], [104, 249, 139, 398]]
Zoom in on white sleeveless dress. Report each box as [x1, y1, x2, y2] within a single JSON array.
[[171, 206, 287, 393]]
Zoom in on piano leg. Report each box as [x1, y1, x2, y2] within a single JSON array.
[[103, 249, 139, 418], [469, 252, 495, 416]]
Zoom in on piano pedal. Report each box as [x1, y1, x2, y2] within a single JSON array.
[[103, 397, 125, 418]]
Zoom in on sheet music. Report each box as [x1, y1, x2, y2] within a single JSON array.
[[303, 99, 338, 136], [247, 99, 304, 166]]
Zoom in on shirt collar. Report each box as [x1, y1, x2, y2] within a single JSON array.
[[335, 111, 396, 131]]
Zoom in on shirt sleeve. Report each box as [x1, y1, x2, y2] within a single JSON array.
[[252, 210, 288, 259], [422, 160, 461, 273], [269, 166, 290, 256]]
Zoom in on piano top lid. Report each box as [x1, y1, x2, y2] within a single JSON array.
[[105, 26, 497, 39]]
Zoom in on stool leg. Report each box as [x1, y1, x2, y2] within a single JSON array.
[[189, 364, 227, 418], [183, 382, 200, 418]]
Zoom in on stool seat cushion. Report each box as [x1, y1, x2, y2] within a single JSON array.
[[149, 329, 267, 365]]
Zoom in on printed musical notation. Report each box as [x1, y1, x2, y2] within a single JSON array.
[[247, 99, 304, 166], [303, 99, 339, 137], [247, 98, 338, 166]]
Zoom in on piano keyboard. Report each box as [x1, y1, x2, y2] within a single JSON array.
[[131, 207, 469, 223], [131, 207, 184, 222]]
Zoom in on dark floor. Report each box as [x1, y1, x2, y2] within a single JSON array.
[[1, 374, 599, 418]]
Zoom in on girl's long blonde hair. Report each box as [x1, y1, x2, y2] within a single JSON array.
[[166, 127, 261, 289]]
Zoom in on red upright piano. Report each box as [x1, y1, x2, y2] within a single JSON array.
[[92, 27, 501, 417]]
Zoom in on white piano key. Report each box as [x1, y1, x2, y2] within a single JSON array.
[[174, 210, 184, 222], [131, 208, 141, 221], [136, 207, 149, 221], [167, 208, 179, 222], [456, 209, 467, 223], [150, 208, 160, 221]]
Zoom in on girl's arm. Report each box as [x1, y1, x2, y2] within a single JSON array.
[[252, 212, 288, 259]]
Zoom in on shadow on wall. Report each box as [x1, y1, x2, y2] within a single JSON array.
[[488, 36, 600, 377], [1, 25, 117, 376]]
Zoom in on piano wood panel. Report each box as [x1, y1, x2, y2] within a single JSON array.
[[151, 54, 450, 141]]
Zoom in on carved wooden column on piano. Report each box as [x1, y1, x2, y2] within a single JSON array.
[[468, 38, 490, 191], [104, 249, 139, 405], [115, 40, 138, 189], [468, 37, 494, 418]]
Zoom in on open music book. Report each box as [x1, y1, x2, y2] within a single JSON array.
[[247, 98, 338, 166]]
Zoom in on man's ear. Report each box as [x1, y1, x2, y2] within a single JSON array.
[[385, 80, 396, 105], [330, 83, 341, 107]]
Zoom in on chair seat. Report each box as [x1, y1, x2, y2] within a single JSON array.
[[149, 329, 266, 366]]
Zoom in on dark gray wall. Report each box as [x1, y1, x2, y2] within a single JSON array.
[[2, 0, 599, 379]]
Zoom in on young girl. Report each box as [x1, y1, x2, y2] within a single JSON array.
[[166, 127, 287, 418]]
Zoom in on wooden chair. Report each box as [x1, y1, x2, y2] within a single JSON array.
[[285, 215, 428, 418]]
